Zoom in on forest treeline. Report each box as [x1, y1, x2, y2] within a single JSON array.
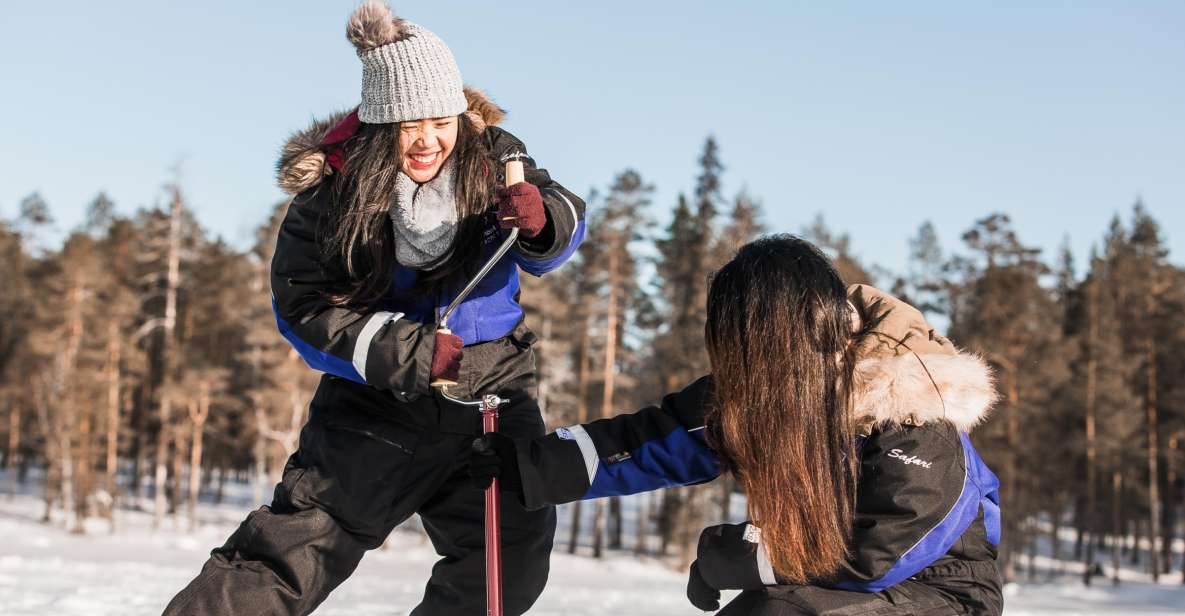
[[1, 137, 1182, 586]]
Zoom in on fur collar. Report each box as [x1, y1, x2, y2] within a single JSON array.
[[276, 86, 506, 195], [852, 350, 997, 433]]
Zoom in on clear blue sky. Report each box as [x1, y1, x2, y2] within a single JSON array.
[[2, 1, 1182, 275]]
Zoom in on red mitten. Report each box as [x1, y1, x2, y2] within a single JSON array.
[[495, 182, 547, 238], [431, 331, 464, 383]]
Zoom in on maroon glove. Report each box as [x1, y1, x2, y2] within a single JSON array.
[[431, 331, 464, 383], [495, 182, 547, 238]]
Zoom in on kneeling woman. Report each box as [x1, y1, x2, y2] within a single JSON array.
[[472, 235, 1003, 615]]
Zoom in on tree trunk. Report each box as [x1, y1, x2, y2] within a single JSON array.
[[599, 250, 621, 554], [1026, 523, 1038, 581], [566, 310, 592, 554], [997, 359, 1020, 582], [1083, 280, 1099, 585], [635, 494, 650, 556], [1129, 519, 1140, 565], [187, 381, 209, 532], [1145, 335, 1161, 581], [252, 431, 267, 505], [130, 383, 147, 499], [105, 321, 121, 532], [215, 465, 227, 505], [154, 399, 172, 527], [678, 488, 702, 566], [593, 500, 605, 559], [42, 457, 58, 524], [537, 312, 552, 414], [73, 398, 93, 534], [1111, 469, 1122, 586], [33, 381, 57, 523], [1050, 504, 1062, 580], [56, 277, 86, 533], [1162, 434, 1178, 576], [4, 403, 19, 471], [567, 501, 583, 554], [1074, 523, 1083, 562], [283, 378, 304, 459], [153, 186, 183, 530], [59, 427, 76, 532], [170, 424, 185, 525], [1170, 432, 1185, 584], [658, 491, 679, 556], [152, 385, 172, 525], [608, 496, 623, 550]]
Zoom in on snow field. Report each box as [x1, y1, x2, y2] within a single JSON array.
[[1, 478, 1183, 615]]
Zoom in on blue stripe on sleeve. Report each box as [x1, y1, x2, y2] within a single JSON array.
[[515, 219, 586, 277], [272, 299, 366, 384], [584, 427, 720, 500], [835, 433, 984, 593]]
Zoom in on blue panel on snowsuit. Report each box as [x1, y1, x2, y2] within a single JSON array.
[[514, 220, 587, 278], [963, 432, 1002, 546], [272, 299, 366, 385], [835, 432, 990, 593], [585, 426, 720, 499]]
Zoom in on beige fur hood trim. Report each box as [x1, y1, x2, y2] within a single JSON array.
[[852, 351, 998, 433]]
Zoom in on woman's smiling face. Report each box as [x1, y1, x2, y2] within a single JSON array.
[[398, 116, 459, 183]]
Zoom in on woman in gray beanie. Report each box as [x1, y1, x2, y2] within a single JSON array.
[[163, 2, 585, 614]]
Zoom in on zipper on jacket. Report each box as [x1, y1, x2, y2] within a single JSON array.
[[325, 424, 414, 455]]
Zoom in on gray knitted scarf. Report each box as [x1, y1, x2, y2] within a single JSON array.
[[389, 156, 458, 269]]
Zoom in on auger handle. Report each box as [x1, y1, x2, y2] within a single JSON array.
[[430, 159, 525, 390]]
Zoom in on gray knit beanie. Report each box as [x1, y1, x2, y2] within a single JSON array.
[[347, 2, 467, 124]]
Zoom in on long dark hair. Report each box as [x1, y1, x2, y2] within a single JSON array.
[[704, 234, 860, 584], [321, 113, 492, 306]]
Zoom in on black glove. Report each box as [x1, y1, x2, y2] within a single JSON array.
[[697, 523, 770, 590], [468, 432, 523, 493], [687, 561, 722, 612]]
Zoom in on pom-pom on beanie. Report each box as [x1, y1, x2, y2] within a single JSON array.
[[346, 1, 467, 124]]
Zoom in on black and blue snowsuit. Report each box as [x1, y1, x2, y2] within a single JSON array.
[[164, 100, 584, 616], [512, 363, 1004, 615]]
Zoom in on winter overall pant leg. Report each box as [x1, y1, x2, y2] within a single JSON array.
[[410, 330, 556, 615], [162, 330, 555, 616], [161, 380, 431, 616], [411, 408, 555, 614]]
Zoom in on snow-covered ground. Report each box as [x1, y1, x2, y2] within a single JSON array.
[[0, 481, 714, 616], [1, 478, 1183, 615]]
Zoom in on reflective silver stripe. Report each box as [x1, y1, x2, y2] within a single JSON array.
[[352, 312, 403, 382], [754, 528, 777, 586], [566, 424, 600, 485], [546, 188, 581, 246]]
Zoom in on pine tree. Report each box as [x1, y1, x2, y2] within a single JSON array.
[[716, 188, 766, 265], [907, 221, 946, 318], [0, 215, 36, 474], [1118, 202, 1172, 580], [947, 213, 1060, 581], [803, 214, 874, 285], [561, 171, 653, 556], [91, 210, 145, 531], [130, 183, 205, 528], [649, 137, 729, 559]]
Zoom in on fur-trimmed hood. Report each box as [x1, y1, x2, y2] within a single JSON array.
[[276, 86, 506, 195], [851, 351, 997, 433], [847, 284, 998, 433]]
